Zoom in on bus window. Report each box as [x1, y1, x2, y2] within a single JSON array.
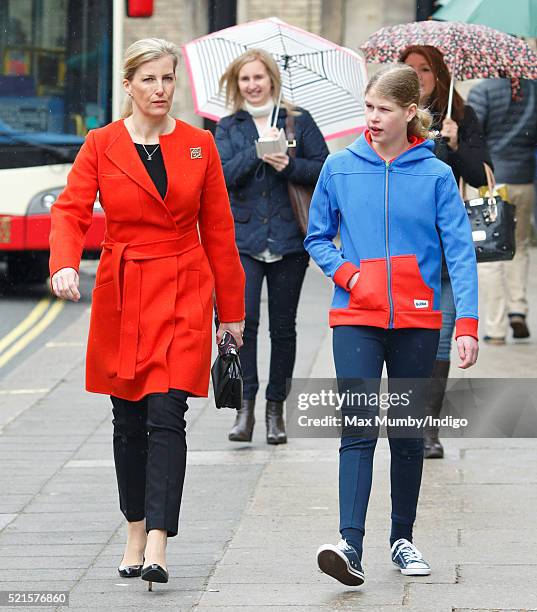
[[0, 0, 112, 169]]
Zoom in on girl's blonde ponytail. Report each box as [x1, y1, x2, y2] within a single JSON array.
[[409, 107, 433, 139]]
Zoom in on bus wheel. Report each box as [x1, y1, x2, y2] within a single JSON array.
[[6, 252, 50, 285]]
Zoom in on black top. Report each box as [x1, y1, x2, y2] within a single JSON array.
[[432, 105, 492, 188], [134, 143, 167, 199]]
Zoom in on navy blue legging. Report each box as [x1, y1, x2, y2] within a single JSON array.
[[333, 326, 439, 553]]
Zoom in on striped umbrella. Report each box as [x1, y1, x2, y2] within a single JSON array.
[[182, 17, 368, 140], [361, 20, 537, 117]]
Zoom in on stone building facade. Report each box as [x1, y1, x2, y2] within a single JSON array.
[[121, 0, 416, 126]]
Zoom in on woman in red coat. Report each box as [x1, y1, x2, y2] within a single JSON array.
[[49, 38, 245, 590]]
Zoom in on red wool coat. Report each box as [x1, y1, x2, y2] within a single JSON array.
[[49, 119, 245, 401]]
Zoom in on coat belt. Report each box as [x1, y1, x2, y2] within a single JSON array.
[[101, 231, 200, 380]]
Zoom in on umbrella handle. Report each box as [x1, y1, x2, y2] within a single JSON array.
[[446, 75, 454, 120], [446, 49, 460, 121], [273, 87, 283, 128]]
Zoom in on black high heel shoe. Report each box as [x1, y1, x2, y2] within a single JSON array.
[[117, 554, 144, 578], [117, 563, 143, 578], [141, 564, 169, 591]]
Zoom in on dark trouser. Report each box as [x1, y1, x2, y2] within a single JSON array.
[[333, 326, 439, 550], [240, 252, 309, 402], [111, 389, 189, 537]]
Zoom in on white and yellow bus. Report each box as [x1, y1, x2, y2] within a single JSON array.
[[0, 0, 153, 283]]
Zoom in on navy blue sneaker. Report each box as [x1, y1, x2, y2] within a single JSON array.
[[391, 538, 431, 575], [317, 539, 365, 586]]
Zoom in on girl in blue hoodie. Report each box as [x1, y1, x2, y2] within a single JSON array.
[[305, 65, 479, 587]]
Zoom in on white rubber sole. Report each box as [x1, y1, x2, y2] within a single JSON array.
[[317, 544, 365, 587], [393, 561, 431, 576]]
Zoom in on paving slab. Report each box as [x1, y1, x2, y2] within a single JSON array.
[[407, 582, 537, 610], [0, 252, 536, 612]]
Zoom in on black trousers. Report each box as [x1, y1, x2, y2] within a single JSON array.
[[111, 389, 189, 537], [240, 252, 309, 402]]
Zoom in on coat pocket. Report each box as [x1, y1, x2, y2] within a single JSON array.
[[88, 280, 120, 378], [186, 270, 203, 331], [391, 255, 434, 312], [278, 207, 295, 221], [231, 207, 251, 223], [349, 258, 389, 311], [98, 174, 142, 222]]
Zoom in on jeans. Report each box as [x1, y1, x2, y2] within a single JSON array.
[[437, 275, 456, 361], [111, 389, 188, 537], [240, 252, 309, 402], [333, 326, 439, 547]]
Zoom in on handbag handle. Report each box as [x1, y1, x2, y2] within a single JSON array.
[[459, 162, 496, 201], [285, 113, 297, 159]]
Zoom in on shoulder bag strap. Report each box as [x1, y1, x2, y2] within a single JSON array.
[[459, 162, 496, 200], [285, 113, 297, 159]]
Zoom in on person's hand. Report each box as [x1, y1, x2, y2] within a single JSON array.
[[51, 267, 80, 302], [441, 117, 459, 151], [348, 272, 360, 290], [456, 335, 479, 369], [263, 152, 289, 172], [217, 320, 244, 349]]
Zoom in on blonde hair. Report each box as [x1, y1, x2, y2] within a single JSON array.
[[365, 64, 433, 139], [219, 48, 298, 115], [121, 38, 180, 118]]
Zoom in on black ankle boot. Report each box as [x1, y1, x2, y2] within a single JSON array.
[[228, 399, 255, 442], [266, 400, 287, 445], [424, 360, 450, 459]]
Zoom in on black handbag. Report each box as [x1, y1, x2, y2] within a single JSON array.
[[461, 163, 516, 263], [211, 331, 243, 410], [285, 113, 314, 235]]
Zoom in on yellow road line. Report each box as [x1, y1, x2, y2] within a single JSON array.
[[0, 298, 51, 355], [0, 300, 65, 368]]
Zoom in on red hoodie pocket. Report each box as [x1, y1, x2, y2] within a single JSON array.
[[391, 255, 433, 312], [349, 258, 389, 311]]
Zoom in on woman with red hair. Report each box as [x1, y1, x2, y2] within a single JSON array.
[[401, 45, 492, 459]]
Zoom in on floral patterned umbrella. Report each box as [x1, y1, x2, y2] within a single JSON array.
[[361, 20, 537, 115], [361, 20, 537, 80]]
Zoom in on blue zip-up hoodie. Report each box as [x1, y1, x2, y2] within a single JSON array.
[[304, 132, 478, 339]]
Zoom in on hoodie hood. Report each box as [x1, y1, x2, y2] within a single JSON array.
[[346, 131, 436, 166]]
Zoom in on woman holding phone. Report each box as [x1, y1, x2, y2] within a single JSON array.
[[216, 49, 328, 445]]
